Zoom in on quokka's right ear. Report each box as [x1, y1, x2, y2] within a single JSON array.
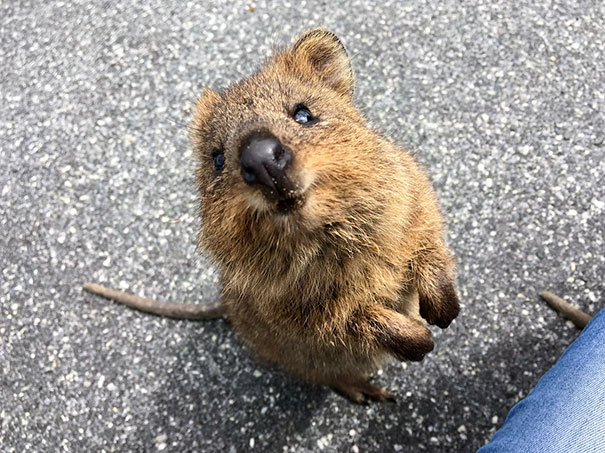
[[289, 28, 354, 98]]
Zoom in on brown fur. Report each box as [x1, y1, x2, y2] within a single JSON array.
[[191, 29, 460, 397]]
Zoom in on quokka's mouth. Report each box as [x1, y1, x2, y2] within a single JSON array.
[[275, 195, 305, 214], [241, 173, 308, 215]]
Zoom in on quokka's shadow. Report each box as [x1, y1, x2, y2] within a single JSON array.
[[142, 310, 578, 452]]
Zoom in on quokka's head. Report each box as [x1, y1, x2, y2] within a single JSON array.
[[193, 29, 392, 252]]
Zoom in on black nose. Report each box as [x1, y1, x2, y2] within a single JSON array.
[[239, 133, 294, 199]]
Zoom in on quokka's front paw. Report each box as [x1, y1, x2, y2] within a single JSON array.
[[384, 321, 435, 362], [419, 270, 460, 329]]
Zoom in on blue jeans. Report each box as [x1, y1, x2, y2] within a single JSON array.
[[478, 309, 605, 453]]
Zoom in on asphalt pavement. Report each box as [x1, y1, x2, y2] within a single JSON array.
[[1, 0, 604, 451]]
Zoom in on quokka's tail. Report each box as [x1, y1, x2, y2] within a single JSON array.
[[82, 283, 225, 320]]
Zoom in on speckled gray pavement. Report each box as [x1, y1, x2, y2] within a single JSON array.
[[2, 1, 604, 451]]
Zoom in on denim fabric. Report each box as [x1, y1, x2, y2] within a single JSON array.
[[478, 309, 605, 453]]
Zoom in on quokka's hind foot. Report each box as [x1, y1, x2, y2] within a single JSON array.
[[331, 377, 396, 404]]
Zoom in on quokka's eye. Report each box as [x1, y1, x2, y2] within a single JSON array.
[[292, 104, 316, 125], [211, 148, 225, 171]]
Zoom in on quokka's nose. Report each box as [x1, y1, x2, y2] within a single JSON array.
[[239, 133, 294, 199]]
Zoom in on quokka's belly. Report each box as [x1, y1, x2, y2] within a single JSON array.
[[227, 300, 390, 384]]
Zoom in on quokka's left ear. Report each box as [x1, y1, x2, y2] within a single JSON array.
[[289, 28, 354, 97]]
